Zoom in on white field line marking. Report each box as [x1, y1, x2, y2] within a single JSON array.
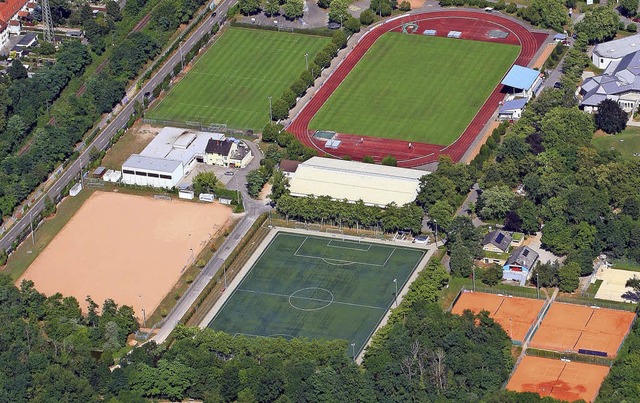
[[236, 288, 385, 310]]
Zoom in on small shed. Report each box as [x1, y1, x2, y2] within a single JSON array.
[[70, 182, 82, 197], [498, 98, 528, 120], [93, 166, 107, 178]]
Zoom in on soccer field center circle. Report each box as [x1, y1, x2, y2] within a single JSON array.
[[288, 287, 335, 311], [287, 9, 546, 167]]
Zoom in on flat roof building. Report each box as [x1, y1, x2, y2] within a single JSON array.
[[288, 157, 427, 207], [122, 154, 184, 189], [501, 65, 542, 99]]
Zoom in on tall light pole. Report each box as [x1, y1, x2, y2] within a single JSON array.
[[536, 272, 540, 299], [393, 278, 398, 307], [351, 342, 356, 362], [268, 96, 273, 121], [139, 294, 146, 328], [472, 266, 476, 292], [223, 264, 228, 289], [433, 219, 438, 247], [305, 52, 309, 70]]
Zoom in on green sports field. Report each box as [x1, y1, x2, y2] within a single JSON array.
[[309, 33, 520, 145], [208, 232, 426, 355], [147, 28, 330, 130]]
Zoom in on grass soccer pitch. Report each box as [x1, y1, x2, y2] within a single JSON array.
[[309, 33, 520, 145], [207, 232, 426, 354], [147, 28, 330, 130]]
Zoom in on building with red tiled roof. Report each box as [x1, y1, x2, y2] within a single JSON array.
[[0, 0, 32, 48]]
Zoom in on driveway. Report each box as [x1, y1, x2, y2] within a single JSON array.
[[523, 232, 565, 265]]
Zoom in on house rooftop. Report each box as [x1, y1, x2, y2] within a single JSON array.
[[482, 230, 512, 253], [506, 246, 539, 269], [0, 0, 28, 23], [205, 139, 234, 155], [279, 159, 300, 173], [499, 98, 528, 113]]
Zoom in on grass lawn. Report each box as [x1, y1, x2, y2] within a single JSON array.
[[147, 28, 330, 131], [309, 34, 519, 145], [207, 232, 426, 355], [593, 126, 640, 158]]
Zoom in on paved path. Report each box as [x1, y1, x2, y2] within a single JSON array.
[[153, 140, 270, 344]]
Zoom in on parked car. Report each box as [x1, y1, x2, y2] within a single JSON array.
[[224, 171, 234, 176]]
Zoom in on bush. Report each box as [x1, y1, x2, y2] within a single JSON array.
[[620, 21, 626, 31], [362, 155, 375, 163], [344, 17, 361, 34], [360, 9, 375, 25], [505, 2, 517, 13], [629, 23, 638, 32], [381, 155, 397, 166], [398, 0, 411, 10]]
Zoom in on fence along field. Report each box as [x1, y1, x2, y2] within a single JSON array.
[[206, 231, 427, 356], [147, 28, 330, 131], [309, 33, 519, 145]]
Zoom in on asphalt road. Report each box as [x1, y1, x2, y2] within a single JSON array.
[[0, 1, 233, 253]]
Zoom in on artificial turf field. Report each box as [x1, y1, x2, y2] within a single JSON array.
[[309, 33, 520, 145], [208, 232, 426, 354], [147, 28, 330, 130]]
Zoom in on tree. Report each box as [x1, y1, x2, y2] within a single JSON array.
[[317, 0, 331, 8], [479, 185, 515, 221], [7, 58, 28, 81], [192, 171, 218, 196], [105, 0, 122, 22], [532, 260, 560, 287], [271, 98, 290, 120], [429, 200, 454, 232], [328, 0, 349, 23], [398, 0, 411, 11], [449, 243, 474, 277], [482, 265, 503, 286], [360, 9, 375, 25], [381, 155, 397, 166], [246, 169, 269, 197], [269, 170, 289, 201], [518, 199, 539, 234], [344, 16, 361, 34], [576, 7, 620, 43], [238, 0, 261, 15], [595, 99, 628, 134], [558, 262, 580, 292], [264, 0, 280, 16], [283, 0, 304, 19], [519, 0, 568, 31]]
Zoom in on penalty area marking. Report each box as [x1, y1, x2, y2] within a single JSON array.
[[293, 236, 396, 267], [327, 239, 372, 252]]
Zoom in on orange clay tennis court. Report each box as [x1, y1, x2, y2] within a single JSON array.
[[451, 291, 545, 341], [507, 356, 610, 402], [529, 302, 635, 357]]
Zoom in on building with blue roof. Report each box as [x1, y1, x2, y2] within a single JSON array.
[[498, 98, 528, 120], [501, 65, 542, 99]]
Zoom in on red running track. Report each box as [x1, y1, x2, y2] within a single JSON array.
[[287, 10, 548, 167]]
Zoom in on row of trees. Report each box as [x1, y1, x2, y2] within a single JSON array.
[[238, 0, 305, 20], [271, 30, 347, 121], [276, 194, 425, 233], [439, 0, 518, 14]]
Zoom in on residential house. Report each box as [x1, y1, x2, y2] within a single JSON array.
[[482, 230, 511, 265], [0, 0, 33, 48], [503, 246, 539, 286], [205, 139, 253, 168]]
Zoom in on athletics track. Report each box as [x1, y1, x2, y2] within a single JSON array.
[[287, 10, 548, 167]]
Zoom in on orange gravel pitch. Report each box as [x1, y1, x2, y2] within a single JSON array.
[[507, 356, 610, 402], [19, 192, 232, 319], [529, 302, 635, 357], [451, 291, 545, 341]]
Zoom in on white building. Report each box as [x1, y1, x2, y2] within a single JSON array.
[[592, 34, 640, 70], [581, 50, 640, 113], [0, 0, 32, 48], [122, 155, 184, 188], [288, 157, 427, 207], [205, 138, 253, 168], [122, 127, 226, 188]]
